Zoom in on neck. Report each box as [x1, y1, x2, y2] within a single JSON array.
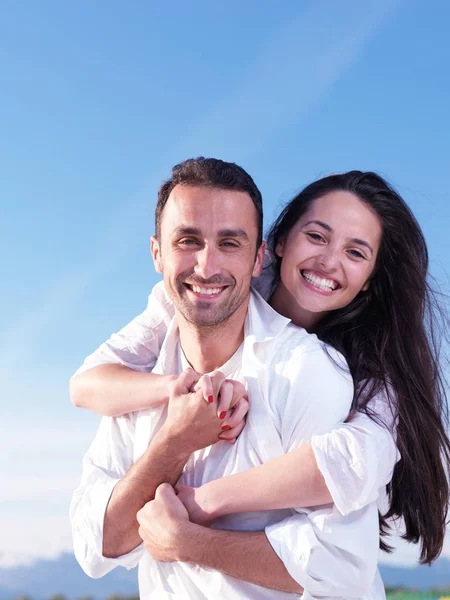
[[270, 281, 324, 333], [176, 302, 248, 373]]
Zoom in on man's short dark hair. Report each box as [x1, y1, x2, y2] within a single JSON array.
[[155, 157, 263, 248]]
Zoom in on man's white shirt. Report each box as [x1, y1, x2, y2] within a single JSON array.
[[71, 287, 389, 599], [74, 275, 399, 518]]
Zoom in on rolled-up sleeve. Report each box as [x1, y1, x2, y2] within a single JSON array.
[[70, 414, 143, 578], [311, 403, 400, 516], [266, 502, 380, 599], [73, 280, 174, 376]]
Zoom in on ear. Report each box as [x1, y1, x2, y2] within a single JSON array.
[[150, 236, 163, 274], [275, 238, 284, 258], [252, 241, 266, 278]]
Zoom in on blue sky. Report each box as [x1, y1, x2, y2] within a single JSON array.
[[1, 0, 449, 569]]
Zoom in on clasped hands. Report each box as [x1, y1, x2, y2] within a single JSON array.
[[137, 368, 247, 562]]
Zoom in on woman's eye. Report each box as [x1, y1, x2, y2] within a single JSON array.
[[348, 249, 365, 259], [306, 232, 324, 242]]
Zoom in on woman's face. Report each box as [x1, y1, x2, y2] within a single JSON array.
[[274, 190, 382, 329]]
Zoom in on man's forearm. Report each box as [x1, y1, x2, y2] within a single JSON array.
[[103, 428, 189, 558], [177, 526, 303, 594]]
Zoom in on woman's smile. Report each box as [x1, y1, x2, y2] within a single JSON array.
[[300, 269, 341, 294]]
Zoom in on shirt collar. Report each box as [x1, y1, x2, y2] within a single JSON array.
[[157, 288, 291, 374], [244, 288, 291, 344]]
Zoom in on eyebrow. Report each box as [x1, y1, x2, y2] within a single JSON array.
[[172, 226, 203, 236], [302, 219, 374, 254], [172, 226, 249, 240], [303, 219, 332, 232], [218, 228, 249, 239]]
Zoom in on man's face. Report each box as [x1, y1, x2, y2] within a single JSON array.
[[151, 184, 264, 328]]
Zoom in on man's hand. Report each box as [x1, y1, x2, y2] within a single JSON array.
[[137, 484, 303, 594], [162, 369, 225, 455], [137, 483, 193, 562], [138, 484, 303, 593], [162, 369, 249, 455]]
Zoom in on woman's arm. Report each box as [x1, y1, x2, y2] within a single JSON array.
[[70, 365, 176, 416], [70, 281, 175, 416], [177, 403, 400, 523], [177, 442, 329, 524]]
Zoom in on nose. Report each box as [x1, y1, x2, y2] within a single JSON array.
[[317, 245, 340, 272], [193, 245, 221, 280]]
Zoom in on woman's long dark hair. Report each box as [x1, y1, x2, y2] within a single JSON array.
[[267, 171, 450, 564]]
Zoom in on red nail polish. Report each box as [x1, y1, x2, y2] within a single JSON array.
[[208, 395, 214, 403], [221, 425, 231, 431], [218, 435, 226, 440], [219, 411, 227, 420]]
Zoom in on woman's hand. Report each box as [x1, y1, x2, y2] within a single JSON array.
[[175, 483, 217, 526], [194, 373, 249, 444]]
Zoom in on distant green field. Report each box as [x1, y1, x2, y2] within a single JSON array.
[[386, 593, 447, 600]]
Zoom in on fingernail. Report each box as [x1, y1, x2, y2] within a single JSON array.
[[219, 411, 227, 420], [208, 395, 214, 403], [218, 435, 227, 440], [221, 425, 231, 431]]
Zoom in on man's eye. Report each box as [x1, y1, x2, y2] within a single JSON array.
[[179, 238, 199, 245], [221, 241, 239, 248]]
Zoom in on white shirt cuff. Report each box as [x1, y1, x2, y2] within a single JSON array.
[[71, 474, 143, 577], [265, 514, 319, 599], [310, 433, 353, 516]]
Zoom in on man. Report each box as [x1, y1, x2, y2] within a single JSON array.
[[70, 158, 380, 599]]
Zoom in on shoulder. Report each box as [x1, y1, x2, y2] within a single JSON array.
[[266, 325, 353, 427], [273, 324, 350, 381], [265, 328, 353, 441]]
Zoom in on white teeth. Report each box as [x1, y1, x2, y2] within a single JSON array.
[[191, 286, 223, 295], [302, 271, 338, 292]]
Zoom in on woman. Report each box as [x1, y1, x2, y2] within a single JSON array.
[[72, 170, 450, 565]]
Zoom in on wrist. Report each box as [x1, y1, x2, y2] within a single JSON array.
[[153, 426, 191, 463], [196, 481, 225, 521], [160, 374, 178, 403]]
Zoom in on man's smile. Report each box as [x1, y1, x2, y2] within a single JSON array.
[[184, 283, 229, 299]]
